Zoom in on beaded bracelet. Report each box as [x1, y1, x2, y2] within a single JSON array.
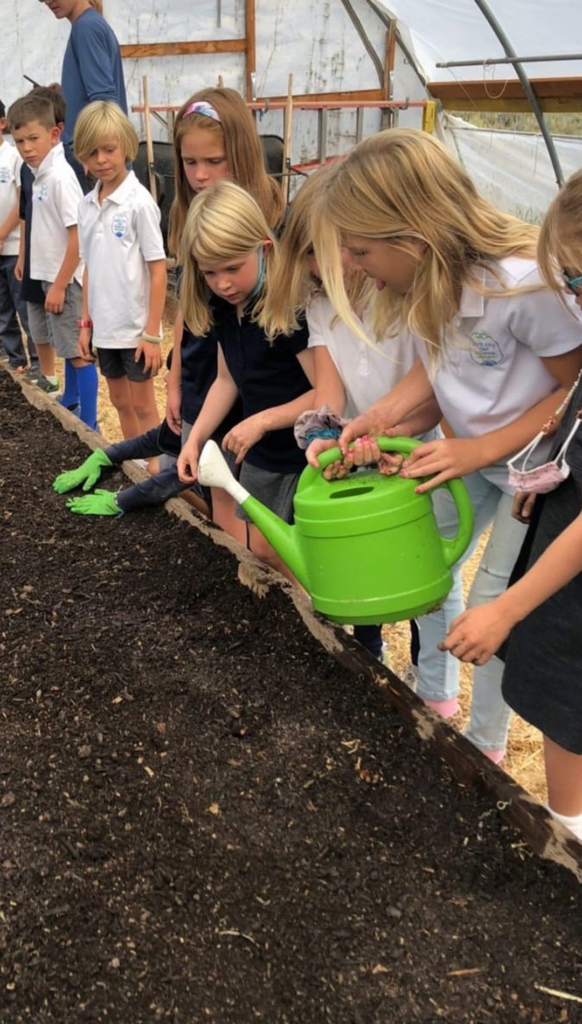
[[141, 330, 164, 345]]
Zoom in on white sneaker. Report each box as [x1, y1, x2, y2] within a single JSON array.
[[402, 664, 419, 692]]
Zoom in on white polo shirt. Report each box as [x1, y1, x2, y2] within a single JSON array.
[[30, 142, 84, 285], [307, 295, 417, 418], [0, 139, 23, 256], [78, 170, 165, 350], [412, 256, 582, 490]]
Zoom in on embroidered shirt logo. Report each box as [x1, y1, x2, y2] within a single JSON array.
[[469, 331, 503, 366], [0, 168, 11, 185], [37, 183, 49, 202], [111, 213, 128, 239]]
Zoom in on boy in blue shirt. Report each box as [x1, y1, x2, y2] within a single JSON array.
[[40, 0, 127, 191]]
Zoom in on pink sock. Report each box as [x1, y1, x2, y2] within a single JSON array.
[[423, 697, 460, 718], [482, 748, 505, 765]]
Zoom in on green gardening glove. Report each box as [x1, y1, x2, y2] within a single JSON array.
[[53, 449, 113, 494], [66, 489, 121, 516]]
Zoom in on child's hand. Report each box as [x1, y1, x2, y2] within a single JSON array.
[[14, 258, 23, 282], [339, 411, 390, 453], [53, 449, 112, 494], [513, 490, 537, 523], [305, 437, 340, 468], [77, 327, 94, 361], [222, 415, 266, 465], [136, 339, 163, 376], [177, 441, 200, 483], [438, 602, 513, 666], [45, 284, 66, 314], [400, 438, 483, 493], [166, 385, 182, 434]]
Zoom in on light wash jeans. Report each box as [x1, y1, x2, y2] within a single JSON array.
[[416, 471, 528, 752]]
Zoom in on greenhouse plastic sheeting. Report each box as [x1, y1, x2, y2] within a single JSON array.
[[0, 1, 580, 216]]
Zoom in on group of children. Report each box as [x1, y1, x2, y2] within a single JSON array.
[[2, 81, 582, 842]]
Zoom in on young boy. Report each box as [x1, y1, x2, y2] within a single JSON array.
[[8, 93, 98, 427], [0, 98, 36, 372], [74, 101, 166, 442], [15, 87, 67, 394]]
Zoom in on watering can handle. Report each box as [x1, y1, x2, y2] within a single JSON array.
[[314, 435, 474, 570]]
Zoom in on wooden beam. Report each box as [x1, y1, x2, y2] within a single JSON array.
[[429, 76, 582, 112], [120, 39, 247, 58], [245, 0, 256, 102]]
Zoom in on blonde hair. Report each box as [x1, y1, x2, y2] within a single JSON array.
[[311, 128, 539, 358], [538, 169, 582, 293], [168, 87, 285, 255], [262, 167, 371, 338], [180, 180, 277, 335], [74, 100, 138, 164]]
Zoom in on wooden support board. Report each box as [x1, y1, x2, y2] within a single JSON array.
[[120, 39, 247, 58], [8, 362, 582, 884], [429, 75, 582, 113]]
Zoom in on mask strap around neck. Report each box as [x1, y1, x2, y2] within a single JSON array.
[[245, 246, 266, 310]]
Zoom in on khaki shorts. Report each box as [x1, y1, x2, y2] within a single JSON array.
[[27, 301, 52, 347], [41, 280, 82, 360]]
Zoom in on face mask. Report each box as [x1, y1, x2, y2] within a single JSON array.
[[507, 415, 582, 494]]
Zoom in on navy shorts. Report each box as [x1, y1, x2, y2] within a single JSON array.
[[96, 346, 153, 382]]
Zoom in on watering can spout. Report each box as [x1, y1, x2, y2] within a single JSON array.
[[197, 441, 309, 588]]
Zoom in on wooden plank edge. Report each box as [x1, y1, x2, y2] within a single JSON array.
[[7, 363, 582, 882]]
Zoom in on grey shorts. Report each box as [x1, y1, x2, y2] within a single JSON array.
[[27, 301, 52, 347], [41, 280, 82, 359], [96, 346, 153, 383], [236, 462, 300, 525]]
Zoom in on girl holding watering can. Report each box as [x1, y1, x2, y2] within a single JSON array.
[[309, 129, 582, 764]]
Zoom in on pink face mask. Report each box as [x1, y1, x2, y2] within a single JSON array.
[[507, 415, 582, 494]]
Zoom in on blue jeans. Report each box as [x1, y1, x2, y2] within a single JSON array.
[[416, 472, 528, 751], [0, 255, 36, 368], [106, 425, 191, 513]]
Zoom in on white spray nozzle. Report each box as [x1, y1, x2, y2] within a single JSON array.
[[197, 440, 251, 506]]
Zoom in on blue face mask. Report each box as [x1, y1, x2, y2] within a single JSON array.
[[245, 246, 266, 308]]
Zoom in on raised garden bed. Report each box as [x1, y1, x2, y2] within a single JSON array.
[[1, 369, 582, 1024]]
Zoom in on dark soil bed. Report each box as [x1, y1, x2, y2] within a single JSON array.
[[1, 370, 582, 1024]]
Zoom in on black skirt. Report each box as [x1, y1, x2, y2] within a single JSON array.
[[501, 388, 582, 754]]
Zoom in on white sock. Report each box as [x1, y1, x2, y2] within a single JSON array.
[[45, 375, 58, 385], [547, 804, 582, 841]]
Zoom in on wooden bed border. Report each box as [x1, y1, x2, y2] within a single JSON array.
[[10, 365, 582, 883]]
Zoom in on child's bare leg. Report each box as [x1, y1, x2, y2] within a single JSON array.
[[128, 378, 161, 472], [35, 341, 55, 379], [544, 735, 582, 816], [211, 488, 247, 546], [106, 375, 141, 439], [248, 523, 302, 588]]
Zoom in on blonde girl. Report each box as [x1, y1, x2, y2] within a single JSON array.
[[74, 101, 166, 442], [264, 168, 438, 662], [177, 180, 315, 579], [311, 128, 582, 763], [165, 88, 285, 539], [442, 169, 582, 840]]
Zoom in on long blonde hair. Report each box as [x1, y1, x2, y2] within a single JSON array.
[[262, 167, 371, 338], [538, 169, 582, 294], [180, 180, 277, 335], [311, 128, 539, 358], [168, 87, 285, 254]]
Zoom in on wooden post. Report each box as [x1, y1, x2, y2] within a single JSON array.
[[245, 0, 256, 102], [142, 75, 157, 203], [382, 19, 397, 129], [282, 74, 294, 203]]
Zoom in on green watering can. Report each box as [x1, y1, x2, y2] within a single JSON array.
[[198, 437, 474, 625]]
